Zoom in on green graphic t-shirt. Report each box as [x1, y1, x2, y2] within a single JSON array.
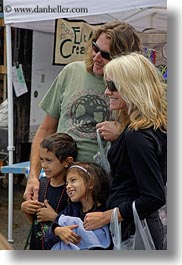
[[39, 61, 110, 162]]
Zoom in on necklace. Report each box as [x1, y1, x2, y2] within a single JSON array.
[[40, 180, 66, 249], [43, 180, 66, 213]]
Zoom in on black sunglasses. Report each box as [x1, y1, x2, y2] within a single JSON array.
[[92, 41, 112, 60], [105, 80, 118, 92]]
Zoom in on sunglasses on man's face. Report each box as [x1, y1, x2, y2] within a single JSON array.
[[105, 80, 118, 92], [92, 41, 112, 60]]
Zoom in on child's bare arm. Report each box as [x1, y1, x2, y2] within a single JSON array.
[[54, 225, 80, 245]]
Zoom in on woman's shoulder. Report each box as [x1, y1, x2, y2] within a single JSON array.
[[124, 128, 144, 141], [125, 127, 163, 137], [124, 127, 166, 148]]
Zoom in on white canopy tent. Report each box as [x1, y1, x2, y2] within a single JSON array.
[[4, 0, 167, 32], [3, 0, 167, 242]]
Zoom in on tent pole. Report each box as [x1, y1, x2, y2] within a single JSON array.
[[5, 24, 15, 243]]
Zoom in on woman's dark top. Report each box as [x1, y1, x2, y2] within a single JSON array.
[[106, 126, 167, 245]]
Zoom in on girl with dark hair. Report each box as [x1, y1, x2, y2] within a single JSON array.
[[44, 162, 111, 250]]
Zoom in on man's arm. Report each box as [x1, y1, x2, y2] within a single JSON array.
[[23, 114, 58, 200]]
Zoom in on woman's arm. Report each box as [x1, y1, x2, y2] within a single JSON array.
[[125, 130, 166, 219], [83, 209, 123, 230]]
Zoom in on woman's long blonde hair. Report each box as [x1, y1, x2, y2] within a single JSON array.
[[104, 53, 167, 131]]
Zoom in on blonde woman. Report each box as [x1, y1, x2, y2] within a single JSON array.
[[84, 53, 167, 250]]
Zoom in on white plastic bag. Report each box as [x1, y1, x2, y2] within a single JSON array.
[[132, 201, 156, 250], [109, 207, 121, 250], [93, 128, 111, 176], [109, 202, 156, 250]]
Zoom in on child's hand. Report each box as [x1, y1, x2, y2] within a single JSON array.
[[36, 200, 58, 222], [21, 200, 44, 215], [54, 225, 81, 245]]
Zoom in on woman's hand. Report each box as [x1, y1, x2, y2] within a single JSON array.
[[83, 211, 110, 230], [54, 225, 81, 245], [83, 209, 123, 230], [96, 121, 121, 141]]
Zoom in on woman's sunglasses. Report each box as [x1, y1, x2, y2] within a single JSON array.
[[105, 80, 118, 92], [92, 41, 112, 60]]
